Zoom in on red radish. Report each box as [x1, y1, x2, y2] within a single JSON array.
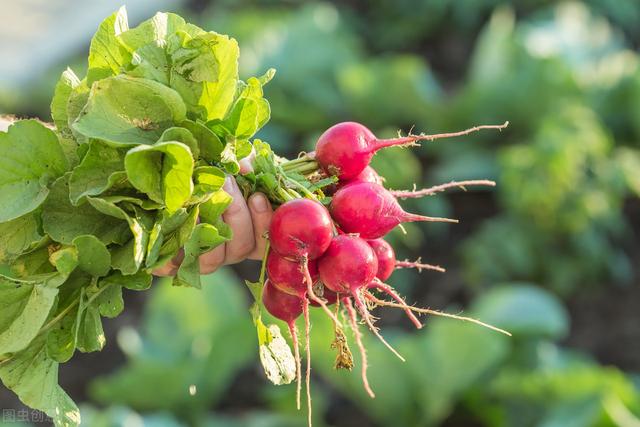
[[367, 239, 445, 281], [341, 166, 383, 187], [318, 235, 378, 295], [316, 121, 509, 180], [330, 182, 458, 239], [269, 199, 340, 326], [269, 199, 333, 260], [318, 235, 404, 362], [267, 251, 318, 298], [262, 280, 304, 410], [391, 179, 496, 199], [367, 239, 396, 282]]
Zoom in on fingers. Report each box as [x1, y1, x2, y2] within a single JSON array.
[[247, 193, 274, 260], [199, 243, 226, 275], [221, 176, 256, 265], [151, 177, 271, 278]]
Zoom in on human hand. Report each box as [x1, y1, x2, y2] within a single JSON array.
[[153, 155, 273, 276]]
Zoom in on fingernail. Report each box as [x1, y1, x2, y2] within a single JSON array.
[[250, 194, 269, 213]]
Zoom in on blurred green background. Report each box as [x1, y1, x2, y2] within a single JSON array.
[[1, 0, 640, 426]]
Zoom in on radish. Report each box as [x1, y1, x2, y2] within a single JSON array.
[[267, 251, 319, 298], [330, 182, 458, 239], [318, 234, 405, 369], [269, 199, 333, 260], [262, 280, 304, 410], [269, 199, 339, 326], [367, 238, 396, 281], [318, 235, 378, 295], [316, 121, 509, 180], [367, 239, 445, 281], [341, 166, 383, 187]]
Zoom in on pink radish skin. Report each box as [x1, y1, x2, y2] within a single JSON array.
[[330, 182, 458, 239], [318, 235, 378, 294], [316, 121, 509, 180], [367, 239, 396, 281], [269, 199, 333, 260], [261, 280, 304, 410], [340, 166, 383, 188], [267, 251, 319, 298]]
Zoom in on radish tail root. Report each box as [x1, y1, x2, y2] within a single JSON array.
[[391, 180, 496, 199], [366, 294, 512, 337], [303, 300, 313, 426], [396, 258, 446, 273], [402, 212, 459, 224], [344, 297, 375, 398], [369, 279, 423, 329], [372, 122, 508, 150], [289, 322, 302, 411], [353, 292, 406, 362]]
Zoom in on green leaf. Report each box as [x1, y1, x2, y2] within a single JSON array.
[[72, 75, 187, 146], [66, 79, 90, 142], [68, 140, 125, 204], [180, 119, 223, 162], [46, 304, 79, 364], [199, 189, 233, 223], [0, 212, 43, 264], [100, 270, 151, 292], [94, 284, 124, 318], [472, 284, 569, 339], [0, 337, 80, 427], [76, 290, 106, 353], [0, 278, 58, 354], [124, 141, 194, 212], [51, 68, 81, 140], [145, 209, 190, 268], [87, 6, 129, 84], [158, 126, 199, 159], [49, 247, 79, 278], [0, 120, 69, 222], [72, 235, 111, 277], [173, 222, 232, 288], [169, 32, 240, 121], [209, 75, 271, 139], [87, 198, 150, 274], [42, 175, 129, 245], [191, 166, 226, 203], [118, 12, 191, 52]]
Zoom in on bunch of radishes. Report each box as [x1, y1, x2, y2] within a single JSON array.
[[260, 121, 510, 421]]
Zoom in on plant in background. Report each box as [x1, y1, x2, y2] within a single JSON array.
[[463, 106, 635, 295]]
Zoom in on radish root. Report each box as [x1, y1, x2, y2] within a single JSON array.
[[353, 292, 406, 362], [289, 323, 302, 410], [366, 293, 512, 337], [391, 179, 496, 199], [396, 258, 446, 273], [344, 297, 375, 398], [369, 279, 422, 329]]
